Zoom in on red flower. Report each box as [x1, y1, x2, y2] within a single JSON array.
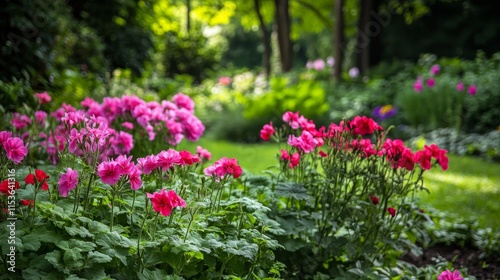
[[0, 180, 20, 195], [370, 195, 379, 205], [289, 153, 300, 169], [280, 149, 290, 160], [146, 189, 186, 217], [20, 200, 34, 206], [260, 122, 275, 141], [387, 207, 396, 217], [351, 116, 382, 136], [25, 170, 50, 190], [318, 150, 328, 158], [204, 157, 242, 179], [179, 150, 200, 166]]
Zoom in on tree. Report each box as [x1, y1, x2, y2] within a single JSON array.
[[253, 0, 272, 77], [274, 0, 293, 72], [333, 0, 345, 80]]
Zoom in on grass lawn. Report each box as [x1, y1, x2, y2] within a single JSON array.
[[177, 139, 500, 229]]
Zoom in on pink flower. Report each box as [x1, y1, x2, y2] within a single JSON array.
[[121, 122, 134, 130], [111, 131, 134, 155], [157, 149, 181, 171], [260, 122, 275, 141], [370, 195, 379, 205], [427, 78, 435, 88], [349, 67, 360, 78], [58, 168, 79, 197], [11, 113, 31, 130], [413, 77, 423, 92], [218, 76, 231, 86], [467, 84, 477, 96], [282, 111, 300, 129], [430, 64, 440, 75], [313, 59, 325, 70], [35, 111, 47, 125], [326, 56, 335, 67], [204, 157, 242, 179], [415, 149, 432, 170], [351, 116, 382, 136], [280, 149, 290, 160], [387, 207, 396, 217], [128, 166, 142, 190], [288, 130, 318, 153], [146, 189, 186, 217], [34, 92, 51, 104], [137, 155, 159, 175], [3, 137, 28, 164], [196, 146, 212, 161], [97, 161, 121, 185], [173, 93, 195, 113], [114, 155, 134, 175], [0, 131, 12, 146], [437, 269, 464, 280], [456, 82, 464, 92]]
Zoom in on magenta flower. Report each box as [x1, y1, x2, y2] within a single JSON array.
[[146, 189, 186, 217], [0, 131, 12, 146], [3, 137, 28, 164], [283, 111, 301, 129], [260, 122, 275, 141], [128, 166, 142, 190], [11, 113, 31, 130], [413, 77, 423, 92], [35, 111, 47, 125], [173, 93, 195, 113], [351, 116, 382, 136], [114, 155, 134, 175], [289, 152, 300, 169], [121, 122, 134, 130], [204, 157, 242, 179], [58, 168, 79, 197], [456, 82, 464, 92], [179, 150, 200, 166], [34, 92, 51, 104], [288, 130, 319, 153], [437, 269, 464, 280], [97, 161, 121, 185], [430, 64, 440, 75], [427, 78, 435, 88], [468, 84, 477, 96], [111, 131, 134, 155], [156, 149, 181, 171], [137, 155, 159, 175]]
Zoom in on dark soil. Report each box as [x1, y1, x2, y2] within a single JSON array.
[[402, 243, 500, 279]]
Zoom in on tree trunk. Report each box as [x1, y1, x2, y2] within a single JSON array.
[[356, 0, 372, 75], [274, 0, 292, 72], [253, 0, 271, 78], [186, 0, 191, 33], [333, 0, 345, 80]]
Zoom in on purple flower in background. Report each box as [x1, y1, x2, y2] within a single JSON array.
[[430, 64, 440, 75], [372, 105, 397, 121], [306, 60, 313, 69], [437, 269, 463, 280], [427, 78, 435, 88], [349, 67, 360, 78], [456, 82, 464, 92], [327, 56, 335, 67], [313, 59, 325, 70]]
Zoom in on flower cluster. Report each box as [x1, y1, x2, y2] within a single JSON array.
[[98, 155, 143, 190], [204, 157, 242, 179], [413, 64, 477, 95], [25, 169, 50, 190]]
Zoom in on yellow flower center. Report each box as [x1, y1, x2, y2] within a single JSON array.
[[380, 105, 393, 115]]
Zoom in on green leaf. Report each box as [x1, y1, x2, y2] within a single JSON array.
[[45, 250, 68, 273], [275, 182, 311, 201], [137, 268, 182, 280], [57, 239, 96, 252], [224, 240, 258, 260], [88, 251, 113, 264], [87, 220, 110, 234], [20, 235, 41, 251], [65, 226, 94, 238]]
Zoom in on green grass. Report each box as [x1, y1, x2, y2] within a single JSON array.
[[177, 139, 500, 229]]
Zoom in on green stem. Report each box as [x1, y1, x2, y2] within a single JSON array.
[[183, 209, 197, 242], [137, 206, 150, 272], [84, 173, 95, 211], [151, 212, 160, 240]]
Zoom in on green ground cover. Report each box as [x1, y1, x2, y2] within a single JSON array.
[[178, 139, 500, 229]]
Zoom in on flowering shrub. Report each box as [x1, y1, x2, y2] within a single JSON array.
[[0, 92, 283, 279], [259, 111, 449, 278], [398, 64, 477, 132]]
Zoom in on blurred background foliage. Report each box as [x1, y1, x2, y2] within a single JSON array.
[[1, 0, 500, 159]]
